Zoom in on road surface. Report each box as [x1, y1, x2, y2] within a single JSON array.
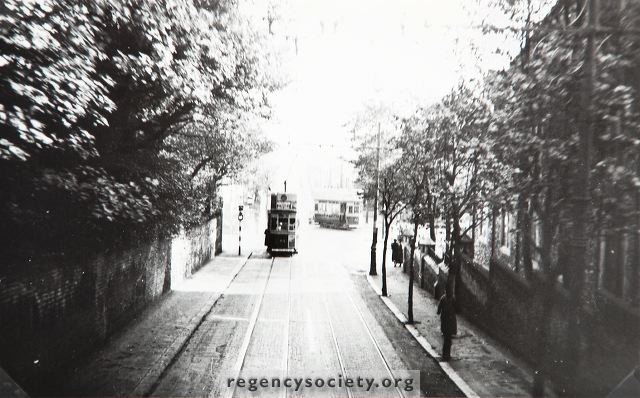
[[146, 224, 461, 397]]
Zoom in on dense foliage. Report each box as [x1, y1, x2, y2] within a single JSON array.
[[352, 2, 640, 356], [0, 0, 277, 255]]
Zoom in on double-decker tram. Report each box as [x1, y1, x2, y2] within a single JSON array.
[[313, 191, 360, 229], [265, 192, 298, 255]]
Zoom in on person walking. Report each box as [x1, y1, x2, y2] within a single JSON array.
[[391, 239, 400, 267], [437, 286, 457, 361]]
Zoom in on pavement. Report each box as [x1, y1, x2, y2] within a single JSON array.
[[63, 251, 254, 397], [368, 252, 556, 398]]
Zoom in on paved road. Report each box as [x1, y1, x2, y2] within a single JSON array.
[[147, 224, 461, 397]]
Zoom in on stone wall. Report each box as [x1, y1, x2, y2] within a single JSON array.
[[0, 215, 222, 395]]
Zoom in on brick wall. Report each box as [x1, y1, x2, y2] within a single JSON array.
[[0, 215, 221, 395]]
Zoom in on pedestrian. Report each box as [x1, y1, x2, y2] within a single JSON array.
[[391, 239, 400, 267], [437, 286, 457, 361]]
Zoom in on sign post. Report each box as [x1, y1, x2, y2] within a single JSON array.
[[238, 205, 244, 256]]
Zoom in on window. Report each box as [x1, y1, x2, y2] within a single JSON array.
[[348, 206, 353, 213], [354, 205, 359, 213], [315, 203, 318, 211]]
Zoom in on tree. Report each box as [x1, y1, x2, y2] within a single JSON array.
[[397, 109, 437, 323], [377, 165, 407, 297], [430, 83, 508, 300], [484, 0, 640, 394], [351, 103, 403, 278], [0, 0, 280, 258]]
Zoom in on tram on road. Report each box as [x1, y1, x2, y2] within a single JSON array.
[[265, 192, 298, 255], [313, 190, 360, 229]]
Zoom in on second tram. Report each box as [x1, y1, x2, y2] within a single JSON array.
[[313, 192, 360, 229]]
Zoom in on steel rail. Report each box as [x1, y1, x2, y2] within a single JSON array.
[[221, 257, 276, 398]]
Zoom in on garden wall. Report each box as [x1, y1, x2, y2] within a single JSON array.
[[0, 215, 222, 395]]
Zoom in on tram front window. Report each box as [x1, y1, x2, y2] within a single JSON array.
[[270, 216, 277, 230], [289, 217, 296, 230]]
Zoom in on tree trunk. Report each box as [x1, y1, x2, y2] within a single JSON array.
[[365, 199, 369, 223], [532, 195, 556, 397], [445, 210, 451, 257], [428, 193, 436, 242], [515, 193, 526, 273], [532, 277, 554, 396], [523, 199, 533, 279], [382, 218, 390, 297], [451, 204, 462, 307], [490, 206, 497, 260], [408, 220, 419, 324]]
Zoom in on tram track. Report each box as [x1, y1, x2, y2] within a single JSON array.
[[344, 292, 406, 398], [221, 257, 276, 398], [146, 252, 404, 398], [312, 260, 405, 398], [318, 270, 355, 398], [282, 257, 293, 398]]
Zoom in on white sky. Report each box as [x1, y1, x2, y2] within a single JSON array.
[[261, 0, 518, 150], [249, 0, 533, 198]]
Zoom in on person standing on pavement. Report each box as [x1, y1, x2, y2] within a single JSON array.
[[437, 286, 457, 361], [391, 239, 400, 267]]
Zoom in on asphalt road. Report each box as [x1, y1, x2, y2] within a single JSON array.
[[149, 223, 462, 398]]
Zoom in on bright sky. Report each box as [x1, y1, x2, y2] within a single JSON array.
[[262, 0, 517, 150], [250, 0, 531, 200]]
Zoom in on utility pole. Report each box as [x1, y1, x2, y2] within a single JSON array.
[[369, 123, 381, 276], [566, 0, 597, 391]]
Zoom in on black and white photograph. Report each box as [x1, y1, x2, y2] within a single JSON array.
[[1, 0, 639, 397]]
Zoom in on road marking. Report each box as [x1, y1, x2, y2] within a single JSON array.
[[366, 275, 481, 398]]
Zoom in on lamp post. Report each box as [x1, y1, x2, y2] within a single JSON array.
[[369, 123, 381, 276]]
